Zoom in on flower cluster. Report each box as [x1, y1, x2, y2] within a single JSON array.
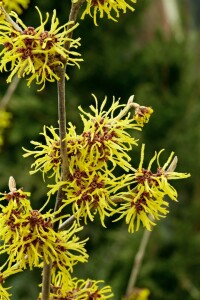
[[79, 0, 136, 26], [23, 96, 190, 230], [38, 272, 113, 300], [0, 109, 11, 147], [49, 169, 130, 226], [0, 7, 82, 90], [24, 96, 141, 179], [75, 96, 140, 172], [24, 98, 189, 232], [0, 182, 88, 274], [23, 126, 61, 181], [113, 144, 190, 232], [1, 0, 30, 14], [24, 96, 143, 225]]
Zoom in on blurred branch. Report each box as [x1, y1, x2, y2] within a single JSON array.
[[125, 228, 151, 296], [181, 277, 200, 299], [161, 0, 183, 41], [0, 76, 21, 110]]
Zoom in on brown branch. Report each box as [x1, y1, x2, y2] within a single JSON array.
[[41, 261, 52, 300], [52, 0, 86, 227], [53, 0, 86, 218], [65, 0, 86, 50], [56, 66, 69, 184], [41, 2, 85, 300], [125, 229, 152, 296]]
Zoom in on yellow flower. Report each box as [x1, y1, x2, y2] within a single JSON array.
[[133, 105, 153, 127], [23, 124, 83, 181], [0, 189, 88, 272], [113, 145, 190, 232], [133, 144, 190, 201], [23, 126, 61, 181], [80, 0, 136, 26], [67, 169, 118, 226], [77, 95, 140, 173], [23, 96, 140, 180], [52, 224, 88, 274], [1, 0, 30, 14], [44, 272, 113, 300], [0, 7, 82, 90], [48, 167, 131, 227], [0, 110, 11, 147], [1, 209, 88, 272], [113, 188, 169, 232]]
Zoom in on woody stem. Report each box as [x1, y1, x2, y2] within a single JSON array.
[[41, 1, 85, 300]]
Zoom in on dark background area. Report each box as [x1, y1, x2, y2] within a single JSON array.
[[0, 0, 200, 299]]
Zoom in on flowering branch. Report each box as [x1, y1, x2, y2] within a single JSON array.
[[53, 0, 85, 225], [54, 0, 83, 183], [0, 2, 191, 299], [53, 68, 69, 218], [54, 0, 85, 211], [41, 2, 85, 300]]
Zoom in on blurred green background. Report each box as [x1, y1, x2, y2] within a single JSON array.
[[0, 0, 200, 299]]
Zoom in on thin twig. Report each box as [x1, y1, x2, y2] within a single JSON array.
[[41, 2, 85, 299], [53, 0, 85, 219], [58, 215, 75, 231], [65, 0, 86, 50], [53, 185, 67, 231], [112, 95, 135, 122], [125, 229, 152, 296], [56, 66, 69, 184]]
